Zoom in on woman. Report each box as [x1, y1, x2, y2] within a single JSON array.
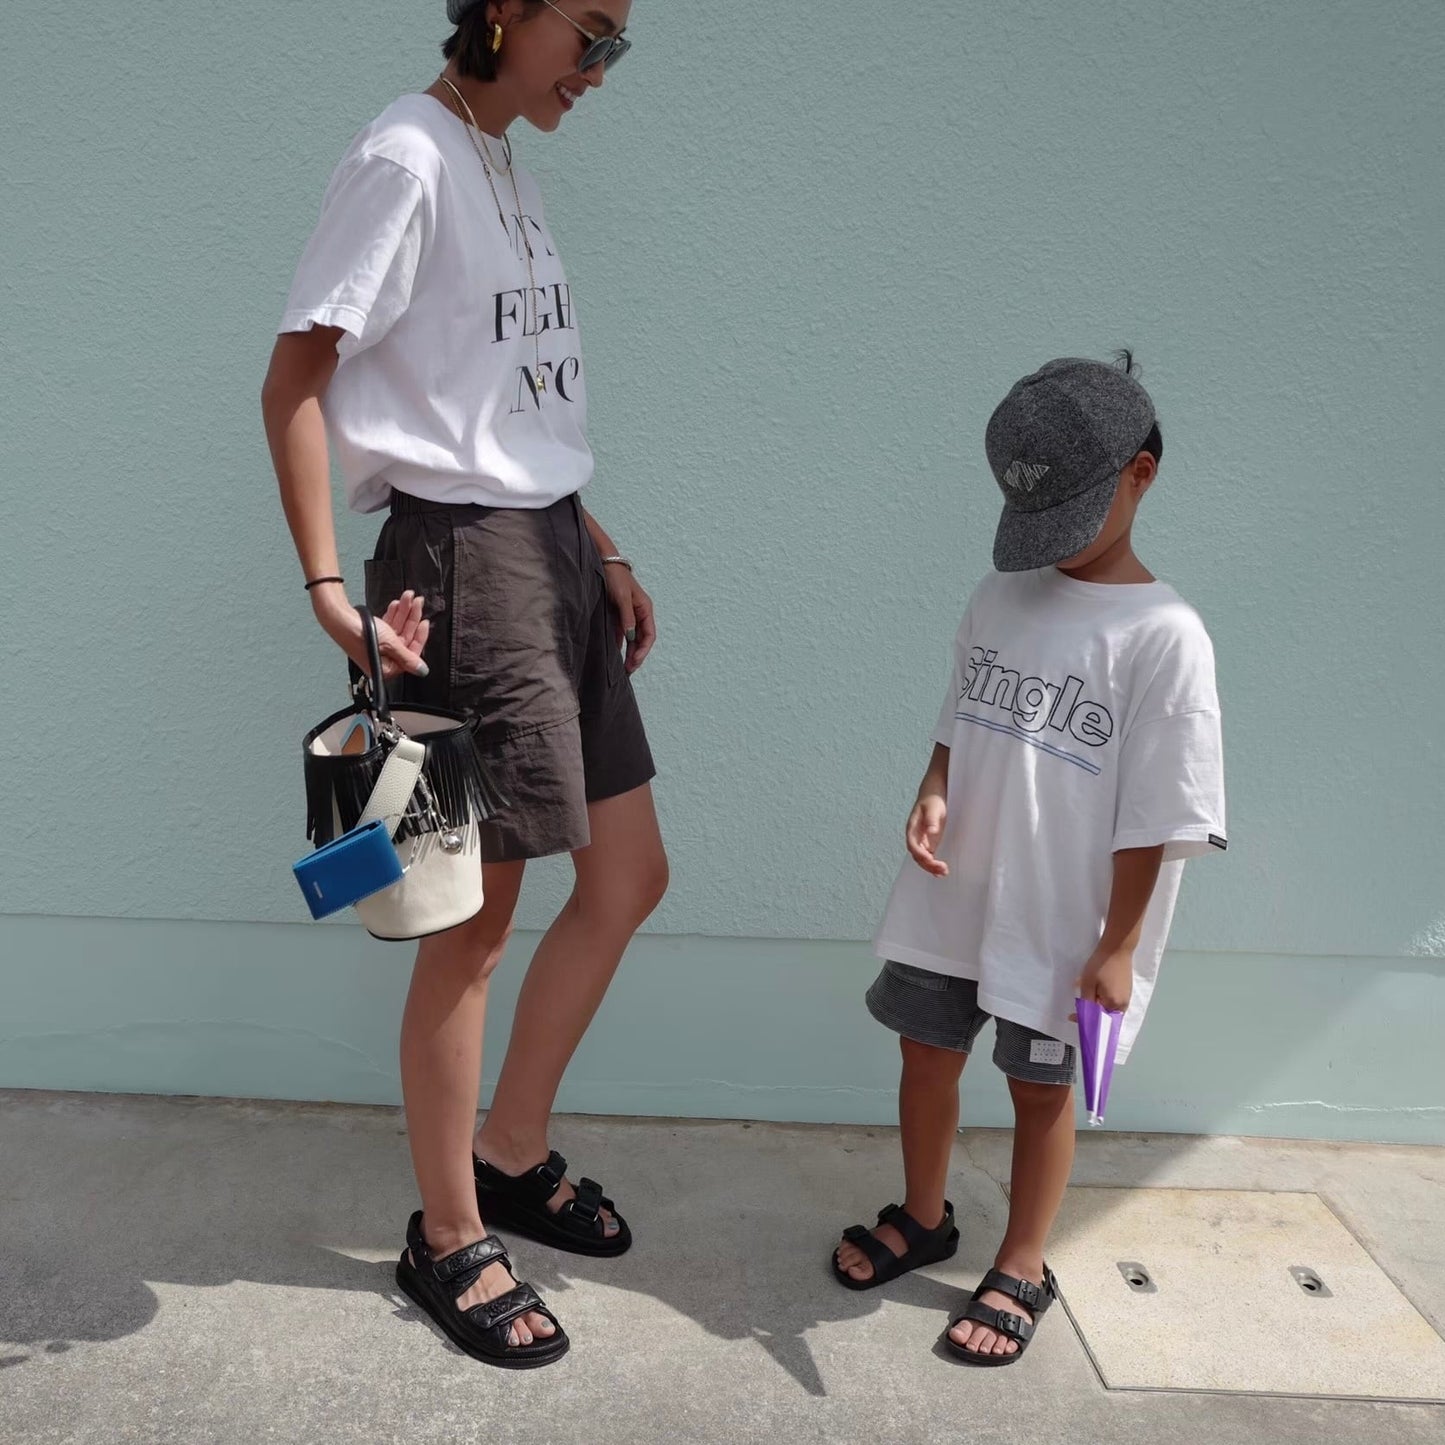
[[262, 0, 663, 1369]]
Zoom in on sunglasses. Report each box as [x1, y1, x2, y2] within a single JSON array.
[[537, 0, 631, 71]]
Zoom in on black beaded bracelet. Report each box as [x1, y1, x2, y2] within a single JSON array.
[[304, 575, 345, 591]]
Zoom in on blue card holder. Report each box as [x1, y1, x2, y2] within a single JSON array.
[[293, 819, 405, 920]]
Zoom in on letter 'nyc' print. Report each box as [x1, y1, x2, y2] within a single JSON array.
[[491, 211, 583, 414], [956, 647, 1115, 775]]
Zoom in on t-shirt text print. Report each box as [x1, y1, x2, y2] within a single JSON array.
[[956, 647, 1116, 770], [492, 211, 582, 414]]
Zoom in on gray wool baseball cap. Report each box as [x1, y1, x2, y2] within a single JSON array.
[[985, 357, 1157, 572]]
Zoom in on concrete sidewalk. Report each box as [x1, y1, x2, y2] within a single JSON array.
[[2, 1091, 1442, 1444]]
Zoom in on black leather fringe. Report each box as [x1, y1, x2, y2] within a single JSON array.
[[303, 709, 509, 847]]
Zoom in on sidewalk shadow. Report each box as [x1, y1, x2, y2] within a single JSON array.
[[0, 1096, 1000, 1397], [0, 1094, 1231, 1397]]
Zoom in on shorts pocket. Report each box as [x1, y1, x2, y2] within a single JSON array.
[[884, 960, 951, 991], [363, 558, 406, 616]]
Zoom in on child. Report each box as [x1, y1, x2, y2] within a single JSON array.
[[832, 354, 1226, 1366]]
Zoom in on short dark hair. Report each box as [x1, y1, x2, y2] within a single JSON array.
[[1115, 350, 1164, 465], [443, 2, 545, 81]]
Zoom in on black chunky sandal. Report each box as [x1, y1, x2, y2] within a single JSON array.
[[831, 1201, 960, 1291], [474, 1150, 632, 1257], [944, 1266, 1058, 1366], [394, 1211, 569, 1369]]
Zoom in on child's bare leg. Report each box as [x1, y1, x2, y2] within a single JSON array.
[[836, 1035, 967, 1282], [949, 1075, 1074, 1356]]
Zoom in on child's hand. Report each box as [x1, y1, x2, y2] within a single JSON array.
[[906, 795, 949, 877], [1073, 946, 1134, 1016]]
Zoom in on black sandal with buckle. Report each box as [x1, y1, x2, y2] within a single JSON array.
[[831, 1201, 960, 1291], [944, 1266, 1057, 1366], [394, 1211, 569, 1369], [474, 1150, 632, 1257]]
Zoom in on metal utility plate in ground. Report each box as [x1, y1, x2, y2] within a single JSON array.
[[1047, 1188, 1445, 1402]]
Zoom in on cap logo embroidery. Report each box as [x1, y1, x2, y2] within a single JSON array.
[[1003, 460, 1050, 492]]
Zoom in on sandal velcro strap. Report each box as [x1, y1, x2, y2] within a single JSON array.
[[876, 1203, 923, 1251], [404, 1210, 512, 1289], [977, 1269, 1046, 1313], [877, 1202, 951, 1253], [535, 1151, 568, 1193], [977, 1268, 1055, 1317], [956, 1299, 1035, 1345], [840, 1224, 903, 1278], [464, 1282, 547, 1335], [475, 1150, 571, 1209], [431, 1234, 510, 1287], [565, 1177, 605, 1226]]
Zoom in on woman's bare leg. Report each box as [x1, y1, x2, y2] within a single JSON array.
[[475, 784, 668, 1218], [399, 860, 554, 1344]]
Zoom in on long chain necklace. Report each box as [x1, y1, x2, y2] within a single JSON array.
[[438, 74, 546, 394]]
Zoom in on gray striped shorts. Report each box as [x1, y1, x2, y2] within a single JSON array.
[[866, 960, 1077, 1086]]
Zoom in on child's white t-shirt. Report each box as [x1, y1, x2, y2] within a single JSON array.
[[873, 568, 1226, 1061], [279, 94, 592, 514]]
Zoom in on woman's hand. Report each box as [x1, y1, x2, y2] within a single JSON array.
[[604, 563, 656, 673], [311, 585, 431, 681]]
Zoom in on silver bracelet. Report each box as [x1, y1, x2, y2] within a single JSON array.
[[600, 554, 634, 573]]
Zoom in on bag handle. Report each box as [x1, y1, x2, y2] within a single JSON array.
[[349, 606, 393, 725], [352, 609, 436, 838]]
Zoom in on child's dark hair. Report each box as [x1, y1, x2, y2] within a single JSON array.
[[443, 2, 544, 81], [1115, 349, 1164, 465]]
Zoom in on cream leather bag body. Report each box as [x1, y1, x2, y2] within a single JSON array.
[[300, 608, 506, 941]]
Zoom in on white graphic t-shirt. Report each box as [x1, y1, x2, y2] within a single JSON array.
[[873, 569, 1227, 1061], [280, 94, 591, 513]]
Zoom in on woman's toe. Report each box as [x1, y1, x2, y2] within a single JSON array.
[[530, 1312, 555, 1338]]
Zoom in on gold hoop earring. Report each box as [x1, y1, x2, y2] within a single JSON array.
[[491, 22, 504, 53]]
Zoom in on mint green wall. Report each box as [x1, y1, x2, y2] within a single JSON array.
[[3, 2, 1441, 1141]]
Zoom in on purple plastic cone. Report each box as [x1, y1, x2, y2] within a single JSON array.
[[1075, 998, 1124, 1127]]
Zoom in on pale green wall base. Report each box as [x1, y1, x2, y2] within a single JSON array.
[[2, 917, 1438, 1146]]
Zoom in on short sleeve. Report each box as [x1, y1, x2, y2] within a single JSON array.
[[1114, 620, 1226, 859], [1113, 708, 1226, 859], [279, 152, 426, 355]]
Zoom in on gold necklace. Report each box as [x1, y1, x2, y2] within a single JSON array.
[[438, 75, 546, 395]]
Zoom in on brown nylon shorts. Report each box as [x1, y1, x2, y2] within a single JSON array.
[[365, 489, 655, 862]]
